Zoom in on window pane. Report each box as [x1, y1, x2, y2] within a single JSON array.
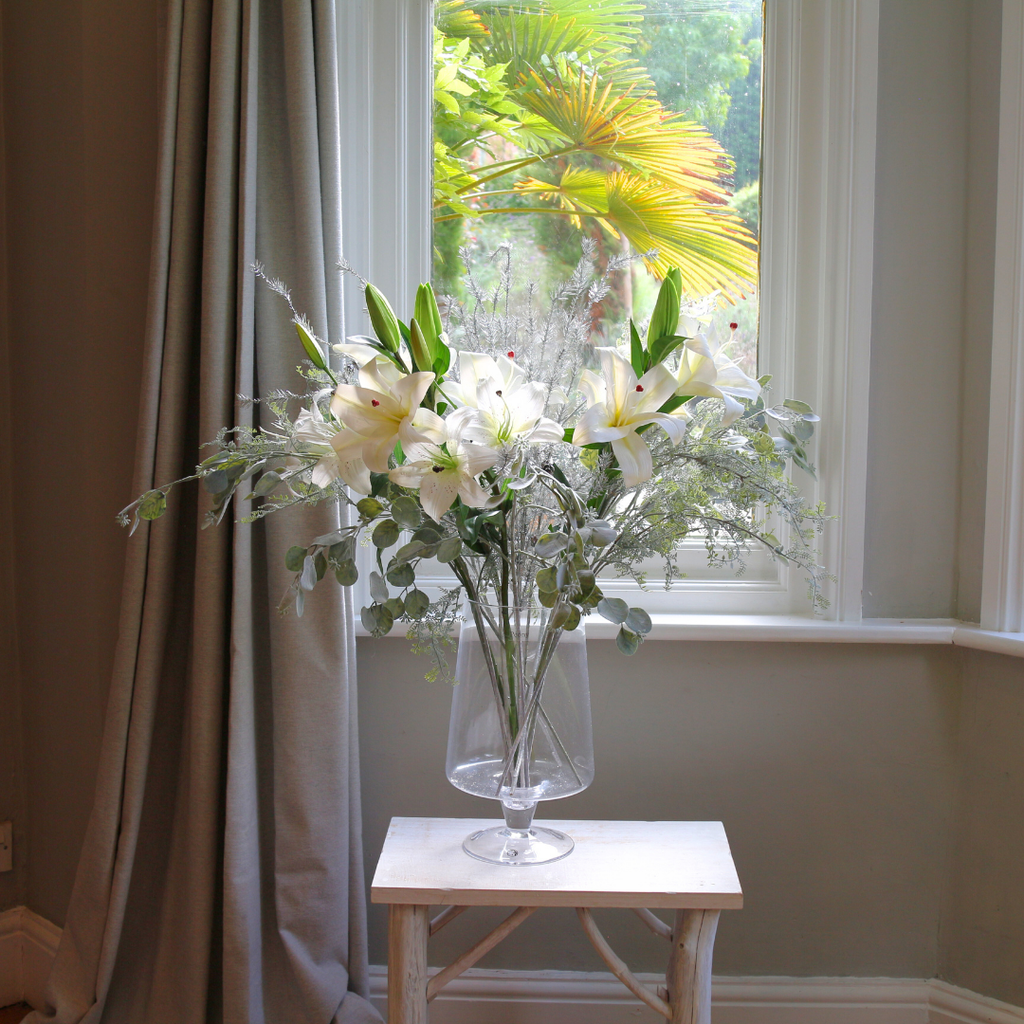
[[432, 0, 762, 374]]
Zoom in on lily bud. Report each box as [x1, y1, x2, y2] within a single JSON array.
[[294, 320, 327, 370], [365, 283, 401, 353], [408, 317, 432, 372]]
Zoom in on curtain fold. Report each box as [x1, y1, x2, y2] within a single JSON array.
[[26, 2, 379, 1022]]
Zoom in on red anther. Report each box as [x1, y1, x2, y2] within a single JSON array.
[[507, 350, 515, 358], [495, 390, 503, 397], [635, 384, 644, 392], [371, 399, 380, 407], [730, 322, 738, 330], [431, 465, 444, 473]]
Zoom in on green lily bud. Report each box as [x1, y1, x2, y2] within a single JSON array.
[[647, 271, 681, 347], [414, 282, 444, 349], [408, 317, 432, 372], [365, 283, 401, 353], [294, 320, 327, 370]]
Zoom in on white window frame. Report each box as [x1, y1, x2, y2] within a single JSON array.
[[982, 0, 1024, 633], [337, 0, 880, 626]]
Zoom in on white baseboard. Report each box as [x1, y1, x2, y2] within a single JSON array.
[[368, 967, 1024, 1024], [2, 910, 1022, 1024], [0, 906, 60, 1011]]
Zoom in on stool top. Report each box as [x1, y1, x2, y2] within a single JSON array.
[[370, 817, 743, 909]]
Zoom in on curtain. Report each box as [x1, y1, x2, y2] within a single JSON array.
[[26, 1, 381, 1021]]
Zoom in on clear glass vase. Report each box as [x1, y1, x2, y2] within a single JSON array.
[[446, 597, 594, 865]]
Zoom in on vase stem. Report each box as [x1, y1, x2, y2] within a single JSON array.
[[501, 800, 536, 834]]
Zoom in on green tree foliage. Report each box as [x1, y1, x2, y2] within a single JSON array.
[[433, 0, 758, 297], [719, 19, 762, 190]]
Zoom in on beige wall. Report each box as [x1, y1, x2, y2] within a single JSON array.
[[1, 0, 160, 924], [1, 0, 1021, 1004], [940, 649, 1024, 1008], [359, 639, 962, 977]]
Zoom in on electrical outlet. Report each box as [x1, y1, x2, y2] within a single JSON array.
[[0, 821, 11, 872]]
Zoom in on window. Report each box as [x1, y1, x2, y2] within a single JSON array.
[[338, 0, 880, 623]]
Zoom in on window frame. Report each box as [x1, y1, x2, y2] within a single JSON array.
[[337, 0, 881, 626]]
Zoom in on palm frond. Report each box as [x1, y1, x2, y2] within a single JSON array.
[[517, 68, 734, 197], [516, 169, 758, 295]]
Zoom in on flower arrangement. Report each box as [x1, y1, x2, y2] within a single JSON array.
[[121, 246, 828, 675]]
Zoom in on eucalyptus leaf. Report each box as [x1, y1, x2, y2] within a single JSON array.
[[506, 473, 536, 491], [387, 562, 416, 588], [372, 519, 401, 548], [405, 589, 430, 619], [371, 603, 394, 636], [356, 497, 384, 519], [577, 570, 596, 597], [312, 530, 346, 547], [203, 470, 228, 494], [253, 471, 282, 497], [396, 540, 427, 563], [315, 553, 327, 581], [360, 606, 379, 633], [369, 571, 388, 603], [783, 398, 815, 416], [597, 597, 629, 624], [285, 546, 308, 572], [616, 626, 640, 655], [335, 560, 358, 586], [589, 526, 617, 547], [412, 525, 443, 544], [536, 566, 558, 593], [391, 496, 422, 529], [384, 596, 406, 619], [138, 490, 167, 521], [535, 532, 568, 558], [625, 607, 653, 635], [436, 536, 463, 563], [563, 604, 581, 631], [329, 537, 356, 563], [538, 587, 558, 608], [549, 603, 570, 629], [299, 555, 318, 592], [295, 587, 305, 618]]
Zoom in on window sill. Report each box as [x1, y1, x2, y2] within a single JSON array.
[[354, 616, 1024, 658]]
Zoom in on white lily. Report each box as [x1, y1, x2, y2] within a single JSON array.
[[290, 404, 371, 494], [572, 348, 687, 489], [674, 323, 760, 426], [444, 351, 527, 409], [332, 337, 391, 367], [388, 432, 499, 523], [330, 360, 445, 472]]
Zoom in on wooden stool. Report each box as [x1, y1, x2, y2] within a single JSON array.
[[371, 817, 743, 1023]]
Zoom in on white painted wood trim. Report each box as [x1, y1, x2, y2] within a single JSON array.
[[359, 615, 961, 643], [4, 911, 1023, 1024], [761, 0, 880, 620], [0, 906, 60, 1011], [367, 969, 1024, 1024], [983, 1, 1024, 632], [337, 0, 431, 329]]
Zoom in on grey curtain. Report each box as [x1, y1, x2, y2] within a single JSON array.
[[27, 1, 380, 1021]]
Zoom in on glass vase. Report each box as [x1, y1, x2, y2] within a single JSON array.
[[446, 597, 594, 865]]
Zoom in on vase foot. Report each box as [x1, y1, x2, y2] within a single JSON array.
[[462, 824, 574, 865]]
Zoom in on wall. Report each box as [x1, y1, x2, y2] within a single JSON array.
[[0, 0, 1019, 1006], [0, 0, 27, 913], [863, 0, 972, 619], [359, 638, 961, 977], [939, 648, 1024, 1007], [1, 0, 160, 924]]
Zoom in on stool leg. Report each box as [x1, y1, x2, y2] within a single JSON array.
[[666, 909, 720, 1024], [388, 904, 429, 1024]]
